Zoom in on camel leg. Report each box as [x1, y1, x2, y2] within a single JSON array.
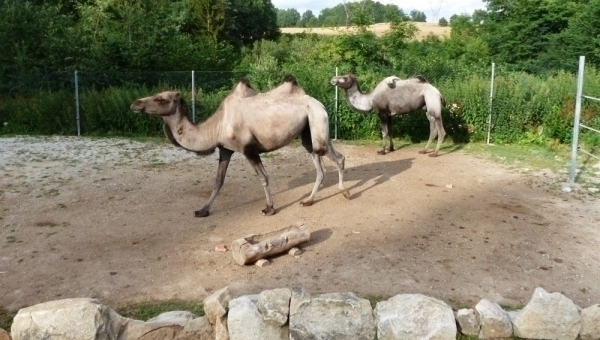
[[378, 113, 390, 155], [246, 155, 276, 216], [195, 147, 233, 217], [419, 113, 438, 155], [386, 115, 394, 153], [430, 117, 446, 157], [324, 142, 350, 199], [300, 153, 325, 207]]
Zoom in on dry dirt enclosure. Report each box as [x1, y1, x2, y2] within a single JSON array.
[[1, 136, 599, 313]]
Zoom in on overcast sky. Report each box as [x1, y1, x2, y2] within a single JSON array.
[[271, 0, 486, 23]]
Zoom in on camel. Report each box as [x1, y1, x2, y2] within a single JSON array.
[[131, 75, 350, 217], [330, 74, 446, 157]]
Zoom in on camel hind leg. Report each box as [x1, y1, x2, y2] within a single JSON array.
[[419, 114, 438, 155], [324, 141, 350, 199], [300, 154, 325, 207], [431, 116, 446, 157], [245, 152, 276, 216]]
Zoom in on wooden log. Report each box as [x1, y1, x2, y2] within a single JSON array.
[[231, 223, 310, 265]]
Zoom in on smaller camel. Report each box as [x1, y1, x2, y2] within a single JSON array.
[[131, 76, 350, 217], [331, 74, 446, 156]]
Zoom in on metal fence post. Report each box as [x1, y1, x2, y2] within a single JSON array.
[[486, 62, 495, 145], [568, 56, 585, 185], [334, 66, 338, 140], [191, 70, 196, 123], [74, 70, 81, 136]]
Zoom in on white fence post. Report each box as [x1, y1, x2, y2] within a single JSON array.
[[486, 62, 495, 145], [74, 70, 81, 136], [191, 70, 196, 123], [334, 66, 338, 140], [569, 56, 586, 185]]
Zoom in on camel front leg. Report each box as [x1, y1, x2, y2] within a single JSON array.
[[387, 115, 394, 152], [195, 147, 233, 217], [300, 153, 325, 206], [246, 155, 276, 216], [419, 113, 438, 155]]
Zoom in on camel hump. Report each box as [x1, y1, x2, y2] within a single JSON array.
[[237, 77, 253, 88], [414, 75, 428, 83], [282, 74, 298, 85]]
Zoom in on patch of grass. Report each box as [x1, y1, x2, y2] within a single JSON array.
[[359, 294, 390, 309], [115, 300, 204, 321], [463, 143, 567, 172], [500, 303, 526, 311], [0, 305, 16, 331], [57, 203, 67, 209], [5, 236, 16, 243], [36, 188, 60, 198]]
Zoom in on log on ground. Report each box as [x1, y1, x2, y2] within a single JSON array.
[[231, 223, 310, 265]]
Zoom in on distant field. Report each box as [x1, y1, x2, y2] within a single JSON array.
[[280, 22, 450, 40]]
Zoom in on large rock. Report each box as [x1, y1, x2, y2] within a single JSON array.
[[10, 298, 125, 340], [122, 312, 212, 340], [580, 304, 600, 340], [475, 299, 512, 339], [227, 296, 286, 340], [456, 308, 480, 337], [375, 294, 456, 340], [256, 288, 291, 326], [289, 290, 375, 340], [510, 287, 581, 340], [215, 315, 229, 340], [203, 287, 231, 324]]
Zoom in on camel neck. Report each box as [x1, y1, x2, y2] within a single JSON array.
[[345, 82, 374, 113], [163, 109, 219, 153]]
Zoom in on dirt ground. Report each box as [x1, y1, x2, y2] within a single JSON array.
[[1, 136, 599, 313]]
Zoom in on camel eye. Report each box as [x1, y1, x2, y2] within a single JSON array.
[[155, 97, 166, 104]]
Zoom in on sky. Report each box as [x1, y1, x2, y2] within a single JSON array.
[[270, 0, 486, 23]]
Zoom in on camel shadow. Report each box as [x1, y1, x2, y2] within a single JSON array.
[[431, 143, 465, 157], [274, 157, 414, 213]]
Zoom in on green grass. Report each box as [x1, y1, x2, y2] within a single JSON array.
[[462, 142, 569, 172], [0, 305, 16, 331], [115, 300, 204, 321]]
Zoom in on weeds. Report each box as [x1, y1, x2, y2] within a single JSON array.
[[115, 300, 204, 321]]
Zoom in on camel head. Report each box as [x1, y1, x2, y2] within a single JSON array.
[[130, 91, 183, 117], [330, 74, 357, 90]]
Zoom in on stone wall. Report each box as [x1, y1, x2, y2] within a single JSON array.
[[3, 287, 600, 340]]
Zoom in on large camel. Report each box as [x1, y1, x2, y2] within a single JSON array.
[[330, 74, 446, 156], [131, 75, 350, 217]]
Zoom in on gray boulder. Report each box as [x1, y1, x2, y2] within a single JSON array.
[[475, 299, 512, 339], [257, 288, 291, 326], [10, 298, 124, 340], [375, 294, 456, 340], [456, 308, 480, 337], [289, 291, 375, 340], [122, 312, 212, 340], [510, 287, 581, 340], [580, 304, 600, 340], [227, 296, 287, 340], [203, 287, 231, 324]]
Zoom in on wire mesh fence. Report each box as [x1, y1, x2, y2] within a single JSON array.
[[1, 63, 598, 149]]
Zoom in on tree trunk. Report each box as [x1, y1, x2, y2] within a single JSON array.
[[231, 223, 310, 265]]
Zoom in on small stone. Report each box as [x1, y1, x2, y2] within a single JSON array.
[[203, 287, 231, 324], [288, 247, 302, 256], [587, 187, 599, 193], [0, 328, 10, 340], [215, 244, 228, 252], [255, 259, 270, 267], [562, 186, 572, 193], [445, 184, 454, 188]]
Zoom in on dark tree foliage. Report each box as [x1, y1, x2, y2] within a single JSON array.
[[277, 8, 300, 27], [409, 10, 426, 22]]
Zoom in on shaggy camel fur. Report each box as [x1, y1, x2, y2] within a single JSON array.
[[331, 74, 446, 156], [131, 76, 350, 217]]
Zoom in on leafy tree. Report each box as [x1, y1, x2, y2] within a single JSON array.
[[438, 17, 448, 27], [223, 0, 279, 47], [481, 0, 578, 72], [297, 10, 317, 27], [277, 8, 300, 27], [409, 10, 426, 22]]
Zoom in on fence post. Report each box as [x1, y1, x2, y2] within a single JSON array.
[[74, 70, 81, 136], [334, 66, 338, 140], [191, 70, 196, 123], [486, 62, 495, 145], [568, 56, 585, 185]]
